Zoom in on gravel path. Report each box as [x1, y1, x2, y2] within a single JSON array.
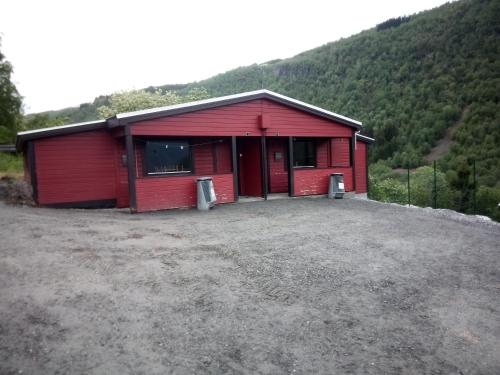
[[0, 198, 499, 374]]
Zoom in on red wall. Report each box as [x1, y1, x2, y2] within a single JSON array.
[[34, 130, 117, 205], [133, 137, 235, 211], [267, 138, 288, 193], [135, 174, 234, 212], [294, 167, 353, 196], [355, 141, 368, 193], [316, 139, 330, 168], [331, 138, 351, 167], [131, 99, 353, 138]]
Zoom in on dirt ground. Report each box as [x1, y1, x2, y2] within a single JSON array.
[[0, 198, 499, 375]]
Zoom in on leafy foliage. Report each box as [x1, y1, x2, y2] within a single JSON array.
[[476, 186, 500, 221], [97, 88, 209, 118], [0, 37, 22, 143], [376, 16, 412, 31], [369, 177, 407, 205], [410, 166, 453, 208], [0, 153, 22, 174], [370, 161, 500, 221]]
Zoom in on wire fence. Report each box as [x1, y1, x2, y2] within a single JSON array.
[[367, 158, 497, 220]]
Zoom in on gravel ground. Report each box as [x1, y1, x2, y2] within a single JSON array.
[[0, 198, 499, 375]]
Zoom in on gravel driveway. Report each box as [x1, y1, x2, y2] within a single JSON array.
[[0, 198, 499, 374]]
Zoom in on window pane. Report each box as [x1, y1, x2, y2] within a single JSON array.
[[293, 140, 316, 167], [145, 141, 192, 175]]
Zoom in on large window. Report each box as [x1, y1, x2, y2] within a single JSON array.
[[144, 140, 192, 175], [293, 139, 316, 167]]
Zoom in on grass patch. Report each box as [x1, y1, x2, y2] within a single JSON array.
[[0, 153, 23, 176]]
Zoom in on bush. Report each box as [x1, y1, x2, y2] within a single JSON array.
[[476, 186, 500, 222], [410, 166, 453, 208], [0, 153, 22, 174], [369, 177, 407, 205]]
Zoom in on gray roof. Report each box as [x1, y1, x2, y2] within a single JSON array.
[[356, 133, 375, 144], [17, 90, 369, 150], [111, 89, 362, 127]]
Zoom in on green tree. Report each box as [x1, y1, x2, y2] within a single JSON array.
[[369, 177, 407, 204], [476, 186, 500, 221], [97, 88, 209, 118], [21, 114, 67, 131], [0, 37, 22, 143], [410, 166, 453, 208]]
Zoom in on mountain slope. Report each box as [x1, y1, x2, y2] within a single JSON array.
[[35, 0, 500, 186]]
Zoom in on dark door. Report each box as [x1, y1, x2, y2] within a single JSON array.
[[267, 138, 289, 193], [237, 138, 262, 197]]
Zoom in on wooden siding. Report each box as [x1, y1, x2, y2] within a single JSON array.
[[35, 130, 117, 205], [331, 138, 351, 167], [194, 141, 215, 175], [135, 174, 234, 212], [355, 141, 368, 193], [267, 138, 288, 193], [294, 167, 353, 196], [316, 139, 330, 168], [131, 99, 353, 138]]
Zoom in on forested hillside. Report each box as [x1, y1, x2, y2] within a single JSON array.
[[35, 0, 500, 187]]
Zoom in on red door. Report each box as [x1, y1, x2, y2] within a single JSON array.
[[237, 138, 262, 197], [267, 138, 289, 193]]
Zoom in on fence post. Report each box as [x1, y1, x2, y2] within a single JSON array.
[[433, 160, 437, 209], [407, 165, 410, 207], [472, 159, 476, 215]]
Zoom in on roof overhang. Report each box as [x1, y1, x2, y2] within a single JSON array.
[[16, 90, 364, 150], [356, 133, 375, 144], [16, 120, 106, 150]]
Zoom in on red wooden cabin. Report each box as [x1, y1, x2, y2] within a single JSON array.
[[16, 90, 374, 213]]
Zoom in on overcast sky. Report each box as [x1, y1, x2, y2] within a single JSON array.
[[1, 0, 451, 114]]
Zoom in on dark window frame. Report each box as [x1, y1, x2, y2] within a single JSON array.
[[142, 138, 194, 176], [293, 138, 317, 168]]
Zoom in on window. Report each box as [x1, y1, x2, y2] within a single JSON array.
[[293, 140, 316, 167], [144, 140, 192, 175]]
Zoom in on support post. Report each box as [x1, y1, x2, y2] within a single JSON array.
[[366, 144, 370, 198], [261, 136, 268, 200], [407, 165, 410, 207], [472, 159, 476, 214], [352, 132, 357, 192], [27, 141, 38, 204], [433, 160, 437, 209], [125, 126, 137, 213], [288, 136, 294, 197], [231, 136, 239, 201]]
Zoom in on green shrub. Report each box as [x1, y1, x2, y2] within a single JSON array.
[[410, 166, 453, 208], [0, 153, 22, 174], [476, 186, 500, 222], [369, 177, 407, 205]]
